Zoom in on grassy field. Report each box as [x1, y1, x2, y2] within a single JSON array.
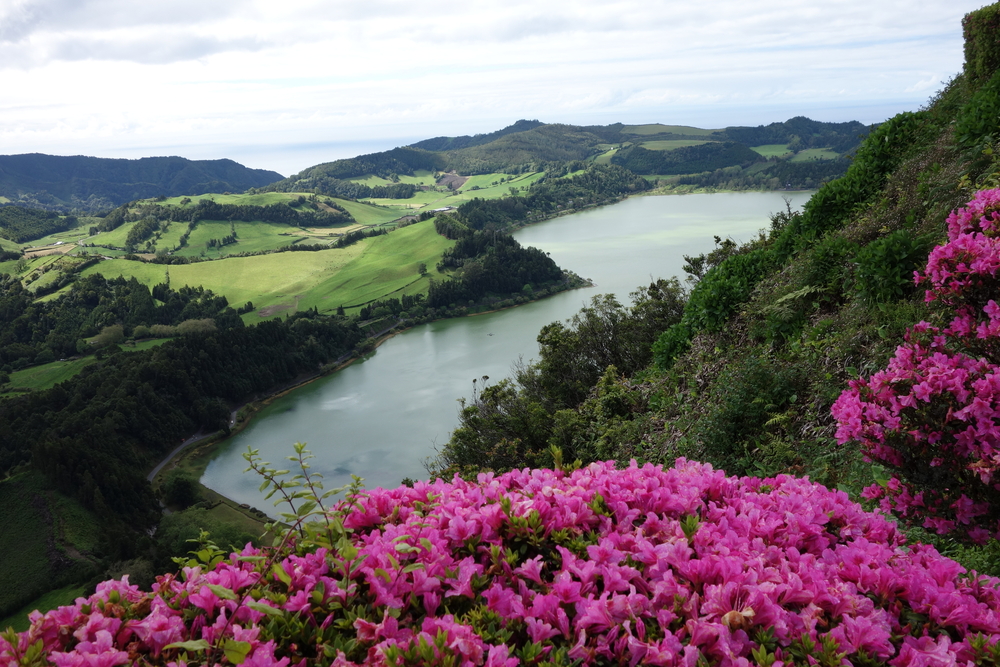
[[362, 172, 544, 212], [751, 144, 793, 157], [157, 192, 302, 207], [329, 198, 405, 226], [593, 148, 619, 165], [623, 124, 720, 136], [79, 219, 453, 319], [349, 170, 439, 187], [87, 220, 136, 248], [173, 220, 310, 258], [640, 140, 711, 151], [790, 148, 840, 162], [1, 584, 87, 632], [3, 339, 170, 396]]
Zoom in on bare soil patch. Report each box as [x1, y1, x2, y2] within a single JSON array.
[[437, 172, 468, 190]]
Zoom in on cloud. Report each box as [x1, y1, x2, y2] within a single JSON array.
[[0, 0, 989, 172]]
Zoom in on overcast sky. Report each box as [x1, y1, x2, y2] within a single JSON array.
[[0, 0, 990, 176]]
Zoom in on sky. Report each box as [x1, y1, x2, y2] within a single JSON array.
[[0, 0, 991, 176]]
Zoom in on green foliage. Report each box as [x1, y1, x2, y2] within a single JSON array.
[[411, 120, 545, 151], [124, 217, 159, 250], [955, 69, 1000, 148], [962, 3, 1000, 87], [0, 472, 99, 620], [0, 207, 72, 243], [689, 356, 803, 475], [157, 511, 258, 566], [719, 116, 869, 154], [854, 230, 935, 303], [612, 141, 764, 175], [0, 155, 281, 213], [435, 281, 685, 475], [160, 470, 202, 509], [802, 234, 856, 290]]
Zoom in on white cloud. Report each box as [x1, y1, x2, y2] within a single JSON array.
[[0, 0, 988, 173]]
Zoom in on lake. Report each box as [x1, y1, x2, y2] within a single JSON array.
[[201, 191, 814, 509]]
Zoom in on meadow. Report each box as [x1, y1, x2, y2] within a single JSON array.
[[358, 171, 545, 211], [172, 220, 311, 258], [622, 123, 721, 136], [790, 147, 841, 161], [640, 139, 711, 150], [750, 143, 794, 157], [2, 338, 169, 396], [78, 218, 453, 319]]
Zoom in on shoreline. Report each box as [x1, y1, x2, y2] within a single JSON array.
[[146, 184, 808, 507], [147, 275, 593, 501]]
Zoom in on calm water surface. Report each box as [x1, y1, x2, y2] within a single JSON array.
[[201, 192, 813, 509]]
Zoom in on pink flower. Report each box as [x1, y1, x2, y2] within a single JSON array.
[[49, 630, 129, 667]]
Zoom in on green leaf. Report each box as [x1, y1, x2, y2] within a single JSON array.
[[207, 584, 238, 600], [246, 601, 284, 616], [165, 639, 211, 652], [224, 639, 253, 665], [272, 562, 292, 586]]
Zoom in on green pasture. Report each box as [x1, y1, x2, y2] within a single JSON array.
[[156, 192, 303, 207], [363, 172, 543, 211], [0, 254, 49, 277], [154, 219, 188, 250], [790, 148, 840, 162], [751, 144, 793, 157], [87, 219, 137, 248], [623, 124, 720, 136], [332, 199, 405, 226], [593, 149, 618, 165], [292, 220, 452, 314], [1, 584, 87, 632], [26, 266, 65, 293], [4, 339, 170, 395], [6, 357, 95, 393], [641, 140, 711, 151], [364, 189, 455, 210], [80, 219, 452, 319], [349, 170, 438, 187], [78, 246, 131, 258], [173, 220, 310, 258]]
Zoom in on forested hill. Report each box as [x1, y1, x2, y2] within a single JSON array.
[[410, 119, 545, 151], [266, 116, 870, 196], [0, 154, 282, 213]]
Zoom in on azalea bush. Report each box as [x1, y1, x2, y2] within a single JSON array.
[[833, 187, 1000, 540], [6, 455, 1000, 666]]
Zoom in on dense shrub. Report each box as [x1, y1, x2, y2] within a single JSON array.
[[7, 457, 1000, 666], [853, 230, 935, 304], [834, 188, 1000, 541]]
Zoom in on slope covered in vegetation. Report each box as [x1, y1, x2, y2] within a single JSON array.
[[0, 155, 282, 213], [434, 2, 1000, 565]]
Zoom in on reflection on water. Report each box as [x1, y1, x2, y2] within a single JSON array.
[[201, 192, 814, 510]]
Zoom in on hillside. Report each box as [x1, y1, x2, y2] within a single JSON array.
[[0, 154, 283, 212], [434, 2, 1000, 569], [266, 115, 869, 199]]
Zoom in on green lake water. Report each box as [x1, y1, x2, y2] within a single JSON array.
[[201, 191, 814, 510]]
